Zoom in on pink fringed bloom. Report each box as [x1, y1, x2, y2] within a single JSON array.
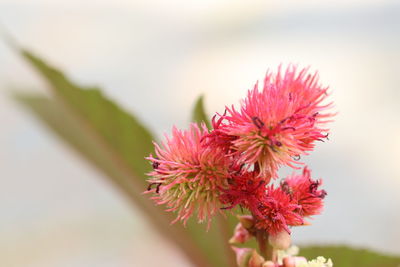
[[220, 167, 326, 235], [253, 186, 304, 235], [219, 171, 268, 213], [207, 65, 333, 179], [146, 123, 229, 225], [145, 65, 332, 244], [282, 167, 326, 217], [219, 173, 304, 236]]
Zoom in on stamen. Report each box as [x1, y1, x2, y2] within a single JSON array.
[[152, 157, 160, 169], [282, 126, 296, 131], [279, 117, 288, 124], [270, 145, 278, 152], [147, 182, 162, 193], [309, 180, 320, 192], [319, 190, 327, 199], [152, 161, 160, 169], [252, 116, 265, 129], [292, 155, 301, 161], [255, 180, 265, 191], [280, 181, 292, 196], [254, 162, 260, 173], [156, 183, 161, 193]]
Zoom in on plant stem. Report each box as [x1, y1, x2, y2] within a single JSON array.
[[217, 214, 237, 267], [256, 230, 277, 262]]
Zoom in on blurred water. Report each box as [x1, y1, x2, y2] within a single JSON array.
[[0, 1, 399, 266]]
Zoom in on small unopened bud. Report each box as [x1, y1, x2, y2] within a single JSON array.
[[294, 256, 307, 265], [232, 246, 253, 267], [268, 230, 291, 250], [229, 223, 251, 244], [262, 261, 276, 267], [237, 215, 255, 229], [249, 250, 265, 267], [282, 257, 296, 267]]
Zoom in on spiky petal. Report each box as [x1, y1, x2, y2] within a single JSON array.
[[146, 123, 229, 226]]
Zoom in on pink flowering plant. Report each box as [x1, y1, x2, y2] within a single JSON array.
[[14, 46, 400, 266], [146, 65, 334, 267]]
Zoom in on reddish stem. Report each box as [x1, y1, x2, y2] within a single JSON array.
[[256, 230, 277, 262]]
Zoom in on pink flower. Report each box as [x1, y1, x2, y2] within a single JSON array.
[[219, 171, 268, 213], [208, 65, 333, 179], [146, 123, 229, 226], [219, 172, 303, 235], [229, 222, 252, 244], [282, 167, 326, 217], [145, 65, 333, 239], [254, 186, 304, 235]]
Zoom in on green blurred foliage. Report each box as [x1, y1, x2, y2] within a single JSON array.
[[192, 95, 212, 129], [301, 245, 400, 267]]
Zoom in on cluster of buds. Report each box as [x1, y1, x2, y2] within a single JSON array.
[[232, 246, 332, 267], [230, 216, 332, 267], [146, 65, 334, 265]]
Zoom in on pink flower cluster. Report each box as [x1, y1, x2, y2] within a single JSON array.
[[219, 167, 325, 235], [146, 65, 333, 235]]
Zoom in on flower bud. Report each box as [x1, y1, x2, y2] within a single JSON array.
[[238, 215, 255, 229], [268, 230, 291, 250], [232, 246, 253, 267], [282, 257, 296, 267], [294, 256, 307, 265], [248, 250, 265, 267], [230, 223, 252, 244], [262, 261, 276, 267]]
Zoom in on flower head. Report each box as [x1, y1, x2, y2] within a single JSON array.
[[146, 123, 229, 226], [253, 186, 304, 235], [282, 167, 326, 217], [219, 170, 268, 212], [209, 65, 333, 179], [220, 175, 303, 235]]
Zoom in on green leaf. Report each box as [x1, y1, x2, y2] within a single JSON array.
[[21, 50, 154, 178], [300, 245, 400, 267], [192, 95, 211, 129], [14, 49, 231, 267]]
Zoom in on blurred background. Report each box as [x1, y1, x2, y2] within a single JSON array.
[[1, 0, 400, 266]]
